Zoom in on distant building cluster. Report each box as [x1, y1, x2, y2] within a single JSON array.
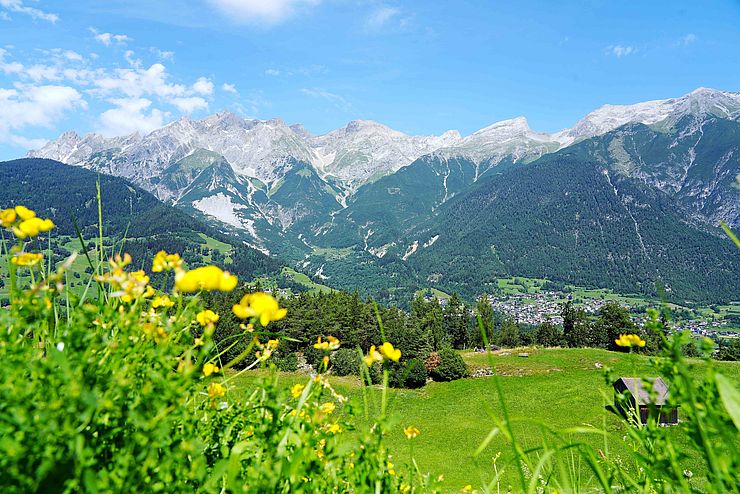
[[484, 291, 739, 336]]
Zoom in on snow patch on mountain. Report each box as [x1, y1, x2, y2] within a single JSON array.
[[192, 193, 247, 229]]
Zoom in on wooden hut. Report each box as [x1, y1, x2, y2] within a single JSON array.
[[613, 377, 678, 425]]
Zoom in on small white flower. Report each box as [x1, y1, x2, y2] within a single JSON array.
[[56, 342, 65, 351]]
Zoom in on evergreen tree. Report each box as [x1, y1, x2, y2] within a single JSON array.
[[594, 302, 637, 350], [444, 293, 469, 349], [498, 318, 521, 348], [534, 319, 561, 347], [472, 294, 495, 347]]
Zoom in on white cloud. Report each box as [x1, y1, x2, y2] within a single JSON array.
[[606, 45, 635, 57], [300, 87, 351, 111], [0, 48, 24, 75], [0, 84, 85, 146], [63, 50, 84, 62], [171, 96, 209, 113], [150, 47, 174, 60], [366, 6, 400, 30], [124, 50, 142, 68], [91, 63, 187, 99], [1, 46, 216, 144], [99, 98, 166, 136], [222, 82, 238, 94], [681, 33, 697, 46], [90, 28, 132, 47], [208, 0, 320, 25], [0, 0, 58, 23], [265, 68, 280, 76], [192, 76, 214, 95]]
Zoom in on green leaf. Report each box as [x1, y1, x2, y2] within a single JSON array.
[[716, 373, 740, 430]]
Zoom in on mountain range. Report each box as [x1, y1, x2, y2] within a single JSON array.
[[26, 87, 740, 304]]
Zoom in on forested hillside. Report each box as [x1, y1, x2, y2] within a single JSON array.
[[409, 152, 740, 304]]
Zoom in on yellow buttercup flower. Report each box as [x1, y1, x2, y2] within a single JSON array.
[[202, 362, 219, 377], [208, 382, 225, 398], [324, 423, 342, 434], [152, 250, 183, 272], [461, 486, 473, 493], [403, 425, 420, 439], [151, 295, 175, 309], [14, 205, 36, 220], [196, 309, 220, 326], [232, 292, 287, 327], [379, 342, 401, 362], [0, 208, 17, 227], [363, 345, 383, 367], [12, 217, 55, 239], [313, 335, 340, 351], [387, 461, 395, 475], [319, 402, 336, 414], [109, 253, 131, 270], [615, 333, 646, 348], [290, 383, 305, 398], [11, 252, 43, 267], [175, 265, 238, 293]]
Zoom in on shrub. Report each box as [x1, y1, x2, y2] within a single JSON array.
[[303, 344, 325, 370], [404, 358, 428, 388], [273, 350, 299, 372], [430, 346, 469, 381], [331, 347, 361, 376]]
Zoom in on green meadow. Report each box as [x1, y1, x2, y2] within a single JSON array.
[[229, 347, 740, 493]]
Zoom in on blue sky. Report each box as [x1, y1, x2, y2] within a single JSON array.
[[1, 0, 738, 159]]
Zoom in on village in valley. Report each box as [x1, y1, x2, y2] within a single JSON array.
[[420, 276, 740, 339]]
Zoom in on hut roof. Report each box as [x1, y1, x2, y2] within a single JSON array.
[[614, 377, 670, 405]]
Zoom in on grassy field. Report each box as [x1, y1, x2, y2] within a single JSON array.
[[282, 266, 335, 294], [229, 347, 740, 493]]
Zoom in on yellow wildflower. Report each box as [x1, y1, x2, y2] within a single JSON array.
[[0, 208, 17, 227], [151, 295, 175, 309], [11, 252, 43, 267], [615, 333, 646, 348], [387, 461, 395, 475], [314, 335, 340, 351], [208, 382, 225, 398], [152, 250, 183, 272], [109, 253, 131, 270], [320, 402, 336, 414], [400, 483, 411, 494], [290, 383, 305, 398], [379, 342, 401, 362], [232, 292, 287, 327], [13, 217, 55, 239], [403, 425, 420, 439], [175, 265, 238, 293], [203, 362, 219, 377], [363, 345, 383, 367], [14, 205, 36, 220], [461, 486, 473, 493], [196, 309, 220, 326], [324, 423, 341, 434]]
